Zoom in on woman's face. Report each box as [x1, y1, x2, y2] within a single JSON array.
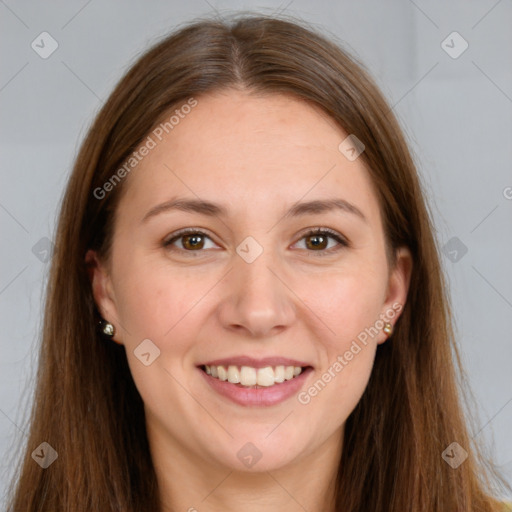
[[88, 90, 411, 473]]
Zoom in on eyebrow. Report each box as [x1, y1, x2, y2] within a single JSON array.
[[141, 197, 367, 224]]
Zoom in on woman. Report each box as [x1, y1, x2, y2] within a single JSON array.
[[6, 13, 511, 512]]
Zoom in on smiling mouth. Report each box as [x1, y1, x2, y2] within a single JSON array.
[[200, 364, 311, 388]]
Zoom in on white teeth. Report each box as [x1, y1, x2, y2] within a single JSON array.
[[274, 365, 285, 383], [257, 366, 275, 387], [240, 366, 257, 386], [227, 365, 240, 383], [204, 364, 304, 387]]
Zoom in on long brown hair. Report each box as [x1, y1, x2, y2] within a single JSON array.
[[6, 13, 509, 511]]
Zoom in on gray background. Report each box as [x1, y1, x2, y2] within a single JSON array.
[[1, 0, 511, 503]]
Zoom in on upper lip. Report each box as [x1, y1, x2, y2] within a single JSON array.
[[198, 356, 312, 369]]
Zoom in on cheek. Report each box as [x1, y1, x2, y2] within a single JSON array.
[[113, 264, 204, 414], [297, 264, 385, 413], [111, 247, 200, 344], [297, 294, 379, 433], [306, 260, 387, 346]]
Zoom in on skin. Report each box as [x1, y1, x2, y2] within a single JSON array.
[[86, 89, 412, 512]]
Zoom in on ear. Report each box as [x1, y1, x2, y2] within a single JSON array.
[[377, 246, 413, 345], [85, 249, 123, 345]]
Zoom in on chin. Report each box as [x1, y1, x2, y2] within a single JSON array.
[[206, 434, 308, 473]]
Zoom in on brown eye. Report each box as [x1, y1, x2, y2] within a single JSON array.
[[163, 227, 348, 257], [181, 233, 205, 250], [295, 228, 349, 256], [305, 233, 329, 250], [164, 229, 217, 253]]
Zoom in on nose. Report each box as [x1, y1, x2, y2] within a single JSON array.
[[217, 247, 297, 339]]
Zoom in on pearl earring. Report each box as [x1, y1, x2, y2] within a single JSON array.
[[99, 319, 115, 338], [383, 322, 393, 337]]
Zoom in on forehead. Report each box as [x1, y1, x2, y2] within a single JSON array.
[[116, 90, 380, 224]]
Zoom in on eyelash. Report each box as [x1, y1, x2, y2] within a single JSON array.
[[163, 227, 349, 257]]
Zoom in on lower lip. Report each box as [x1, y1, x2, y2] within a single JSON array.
[[198, 367, 313, 407]]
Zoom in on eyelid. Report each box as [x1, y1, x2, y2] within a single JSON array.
[[296, 227, 348, 244], [163, 227, 349, 255], [293, 227, 349, 256], [163, 227, 220, 248]]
